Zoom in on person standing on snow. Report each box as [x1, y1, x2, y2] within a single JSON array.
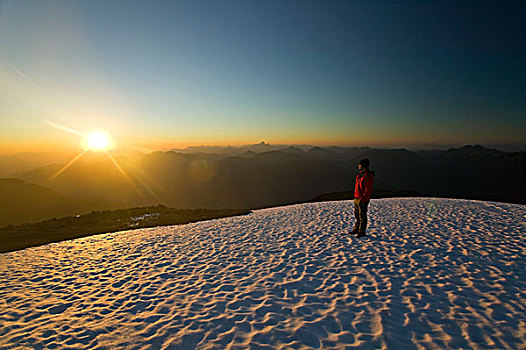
[[351, 158, 374, 238]]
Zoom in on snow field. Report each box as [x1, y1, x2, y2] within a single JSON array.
[[0, 198, 525, 349]]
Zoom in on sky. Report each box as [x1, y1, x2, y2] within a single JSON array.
[[0, 0, 525, 153]]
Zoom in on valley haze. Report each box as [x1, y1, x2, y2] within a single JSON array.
[[1, 142, 525, 227]]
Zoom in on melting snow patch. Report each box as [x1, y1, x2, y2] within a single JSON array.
[[128, 213, 160, 227]]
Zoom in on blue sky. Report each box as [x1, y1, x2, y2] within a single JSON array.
[[1, 0, 525, 152]]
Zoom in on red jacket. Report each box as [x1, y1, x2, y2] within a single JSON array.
[[354, 169, 374, 202]]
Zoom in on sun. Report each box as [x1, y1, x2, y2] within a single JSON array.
[[84, 131, 115, 151]]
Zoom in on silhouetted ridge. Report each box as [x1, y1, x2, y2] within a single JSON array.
[[307, 147, 340, 160], [240, 150, 257, 157], [280, 146, 305, 155], [446, 145, 502, 157], [0, 178, 116, 226], [9, 144, 525, 221]]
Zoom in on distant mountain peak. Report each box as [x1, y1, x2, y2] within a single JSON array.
[[246, 142, 274, 153], [280, 146, 304, 154], [447, 145, 501, 156]]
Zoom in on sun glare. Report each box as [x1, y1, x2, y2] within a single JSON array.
[[84, 131, 114, 151]]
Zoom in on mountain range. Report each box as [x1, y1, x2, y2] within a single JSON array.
[[1, 143, 524, 226]]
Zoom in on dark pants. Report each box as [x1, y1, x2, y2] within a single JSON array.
[[353, 198, 369, 234]]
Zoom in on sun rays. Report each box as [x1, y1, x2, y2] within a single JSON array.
[[49, 150, 88, 180], [45, 121, 161, 203]]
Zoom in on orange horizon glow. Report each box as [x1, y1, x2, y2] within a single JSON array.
[[1, 135, 523, 155], [1, 119, 524, 156]]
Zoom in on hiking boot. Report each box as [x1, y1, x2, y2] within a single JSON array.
[[356, 232, 367, 238]]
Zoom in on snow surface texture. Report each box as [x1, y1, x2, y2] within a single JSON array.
[[1, 198, 525, 349]]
